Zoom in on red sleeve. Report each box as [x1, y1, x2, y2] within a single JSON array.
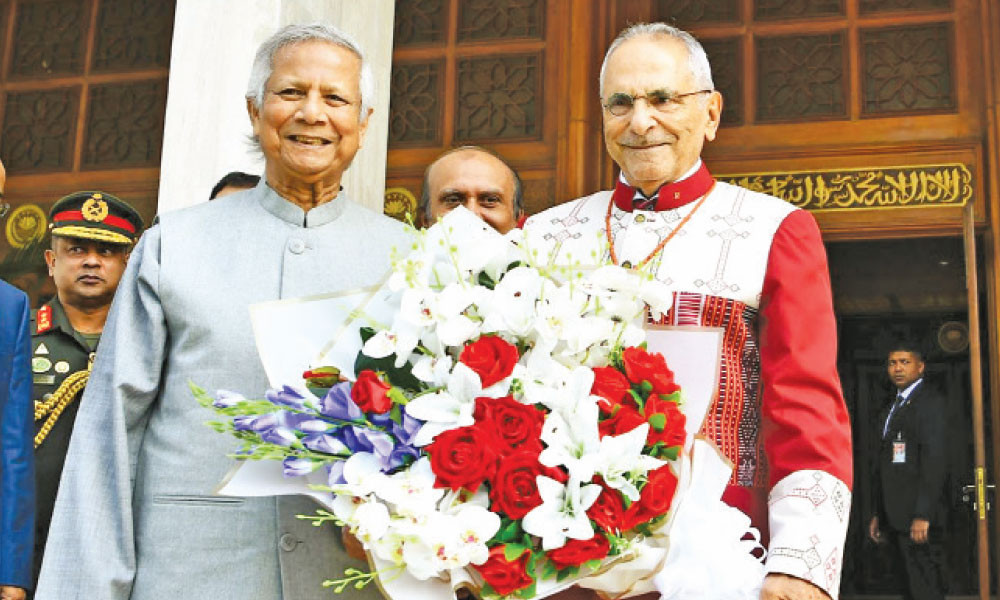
[[759, 209, 853, 490]]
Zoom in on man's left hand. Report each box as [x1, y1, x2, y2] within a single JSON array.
[[760, 573, 830, 600], [910, 518, 930, 544]]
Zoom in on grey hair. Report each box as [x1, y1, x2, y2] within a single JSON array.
[[599, 22, 714, 94], [246, 23, 375, 121], [420, 146, 524, 223]]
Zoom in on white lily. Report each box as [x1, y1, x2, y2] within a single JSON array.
[[479, 266, 544, 336], [405, 363, 484, 446], [538, 394, 601, 481], [594, 423, 668, 501], [522, 476, 602, 550]]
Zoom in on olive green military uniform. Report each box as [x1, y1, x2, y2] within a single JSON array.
[[28, 190, 143, 594], [30, 295, 97, 585]]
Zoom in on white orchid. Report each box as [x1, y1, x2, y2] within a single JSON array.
[[411, 354, 454, 386], [399, 505, 501, 579], [594, 424, 668, 501], [372, 458, 444, 518], [522, 476, 602, 551], [586, 265, 674, 321]]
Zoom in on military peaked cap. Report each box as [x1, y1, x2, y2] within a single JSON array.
[[48, 191, 143, 245]]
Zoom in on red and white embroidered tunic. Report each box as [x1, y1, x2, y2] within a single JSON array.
[[523, 167, 853, 598]]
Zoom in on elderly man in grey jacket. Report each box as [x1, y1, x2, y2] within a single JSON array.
[[36, 24, 406, 600]]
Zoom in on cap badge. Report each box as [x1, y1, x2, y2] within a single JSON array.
[[82, 196, 109, 222]]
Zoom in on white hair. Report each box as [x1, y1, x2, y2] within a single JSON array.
[[599, 22, 714, 95], [246, 23, 374, 121]]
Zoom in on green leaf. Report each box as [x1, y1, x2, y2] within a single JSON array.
[[515, 580, 537, 599], [648, 413, 666, 432], [640, 380, 653, 395], [478, 270, 496, 290], [628, 389, 645, 410], [661, 390, 682, 404], [495, 519, 521, 543], [583, 558, 604, 571], [389, 403, 403, 425], [661, 446, 680, 461], [541, 560, 559, 580], [359, 326, 377, 344], [504, 543, 528, 561], [556, 566, 579, 582]]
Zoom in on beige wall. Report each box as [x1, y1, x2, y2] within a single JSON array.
[[158, 0, 395, 213]]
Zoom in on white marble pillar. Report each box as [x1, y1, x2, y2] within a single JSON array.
[[157, 0, 395, 213]]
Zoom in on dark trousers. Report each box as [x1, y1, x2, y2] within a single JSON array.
[[887, 527, 947, 600]]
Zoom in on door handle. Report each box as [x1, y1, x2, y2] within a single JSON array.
[[962, 483, 995, 511]]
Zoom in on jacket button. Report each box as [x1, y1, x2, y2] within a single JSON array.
[[288, 239, 306, 254], [279, 533, 298, 551]]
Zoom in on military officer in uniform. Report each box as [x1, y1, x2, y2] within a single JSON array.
[[29, 191, 142, 592]]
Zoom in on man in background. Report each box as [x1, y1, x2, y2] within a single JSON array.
[[0, 156, 35, 600], [210, 171, 260, 200], [870, 343, 948, 600], [421, 146, 523, 234], [30, 192, 142, 592]]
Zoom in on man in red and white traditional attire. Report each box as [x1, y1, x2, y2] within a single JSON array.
[[524, 23, 852, 600]]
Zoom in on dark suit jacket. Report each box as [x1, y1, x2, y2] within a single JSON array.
[[0, 280, 35, 590], [874, 379, 949, 532]]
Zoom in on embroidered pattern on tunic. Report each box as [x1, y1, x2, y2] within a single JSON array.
[[650, 290, 766, 488]]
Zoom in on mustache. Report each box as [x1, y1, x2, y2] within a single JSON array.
[[616, 133, 677, 147]]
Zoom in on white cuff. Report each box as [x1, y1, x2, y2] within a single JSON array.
[[765, 470, 851, 599]]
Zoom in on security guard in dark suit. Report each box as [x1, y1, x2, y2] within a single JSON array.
[[869, 343, 949, 600], [29, 191, 142, 593]]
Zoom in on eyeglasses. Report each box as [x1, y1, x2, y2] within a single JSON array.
[[602, 89, 713, 117]]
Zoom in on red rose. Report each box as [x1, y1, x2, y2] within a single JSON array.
[[489, 450, 565, 519], [546, 534, 611, 570], [474, 396, 544, 455], [621, 464, 679, 530], [586, 479, 625, 533], [351, 370, 393, 414], [598, 405, 645, 439], [459, 336, 520, 388], [621, 347, 680, 396], [426, 425, 498, 492], [643, 395, 686, 448], [473, 545, 534, 596], [590, 367, 633, 414]]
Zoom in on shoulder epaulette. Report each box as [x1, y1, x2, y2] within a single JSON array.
[[36, 305, 53, 334]]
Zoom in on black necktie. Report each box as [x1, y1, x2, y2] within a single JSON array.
[[883, 393, 904, 439]]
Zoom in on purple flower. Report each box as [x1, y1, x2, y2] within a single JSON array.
[[266, 386, 309, 410], [303, 433, 348, 455], [249, 413, 280, 432], [385, 444, 421, 471], [283, 457, 320, 477], [342, 426, 395, 459], [318, 382, 363, 422], [328, 462, 347, 486], [261, 426, 298, 447], [391, 409, 423, 446], [297, 419, 333, 434], [233, 415, 257, 431], [213, 389, 245, 409]]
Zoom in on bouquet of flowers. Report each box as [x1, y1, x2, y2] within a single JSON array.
[[198, 208, 762, 599]]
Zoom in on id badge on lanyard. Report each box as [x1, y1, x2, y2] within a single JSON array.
[[893, 432, 906, 463]]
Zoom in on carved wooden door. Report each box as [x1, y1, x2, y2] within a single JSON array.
[[384, 0, 607, 221], [0, 0, 174, 305]]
